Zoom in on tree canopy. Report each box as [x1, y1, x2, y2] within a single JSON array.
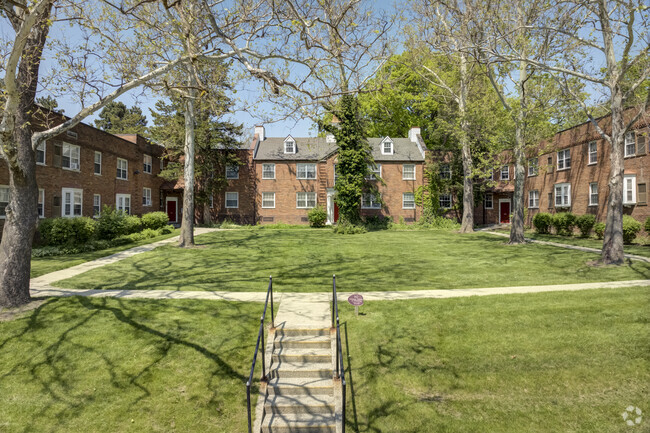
[[94, 102, 148, 135]]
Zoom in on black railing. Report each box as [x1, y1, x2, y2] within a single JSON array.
[[246, 276, 274, 433], [332, 275, 346, 433]]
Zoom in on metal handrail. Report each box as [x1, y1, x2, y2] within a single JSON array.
[[332, 275, 346, 433], [246, 276, 274, 433]]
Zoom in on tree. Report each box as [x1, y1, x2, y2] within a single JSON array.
[[94, 101, 148, 134], [35, 95, 63, 113]]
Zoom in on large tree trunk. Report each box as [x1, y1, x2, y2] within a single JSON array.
[[178, 86, 196, 247], [458, 52, 474, 233]]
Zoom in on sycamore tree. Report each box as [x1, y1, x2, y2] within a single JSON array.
[[94, 101, 148, 134]]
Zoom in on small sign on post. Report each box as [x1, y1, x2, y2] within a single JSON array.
[[348, 294, 364, 316]]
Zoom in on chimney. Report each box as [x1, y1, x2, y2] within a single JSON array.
[[408, 126, 421, 143], [255, 124, 265, 141]]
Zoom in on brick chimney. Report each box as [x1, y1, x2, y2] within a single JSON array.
[[408, 126, 421, 143], [255, 125, 265, 141]]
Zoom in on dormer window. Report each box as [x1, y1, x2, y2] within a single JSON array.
[[284, 136, 296, 154], [382, 138, 393, 155]]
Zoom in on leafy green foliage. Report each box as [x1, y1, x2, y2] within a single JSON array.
[[38, 217, 96, 246], [35, 95, 64, 113], [94, 101, 148, 135], [123, 215, 142, 235], [96, 206, 128, 240], [307, 206, 327, 228], [594, 222, 606, 240], [332, 220, 368, 234], [532, 212, 553, 234], [622, 216, 642, 244], [575, 214, 596, 238], [141, 212, 170, 230], [645, 217, 650, 233], [551, 212, 576, 236]]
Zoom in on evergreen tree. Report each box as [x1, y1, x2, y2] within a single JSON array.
[[35, 95, 64, 113], [95, 101, 148, 135]]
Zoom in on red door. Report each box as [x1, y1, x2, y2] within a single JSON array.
[[334, 202, 339, 222], [167, 199, 177, 222], [499, 201, 510, 224]]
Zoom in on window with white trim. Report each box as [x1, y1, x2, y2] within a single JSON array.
[[159, 158, 164, 170], [382, 139, 393, 155], [528, 158, 538, 176], [296, 192, 317, 208], [623, 175, 636, 204], [143, 154, 152, 174], [226, 164, 239, 179], [0, 186, 8, 218], [117, 158, 128, 180], [402, 192, 415, 209], [62, 143, 80, 170], [588, 141, 597, 164], [38, 189, 44, 218], [624, 132, 635, 157], [554, 183, 571, 207], [94, 151, 102, 175], [262, 163, 275, 179], [93, 194, 101, 216], [439, 193, 452, 209], [296, 163, 316, 179], [36, 142, 46, 165], [366, 164, 381, 180], [361, 193, 381, 209], [62, 188, 83, 217], [116, 194, 131, 214], [528, 190, 539, 208], [440, 164, 451, 180], [589, 183, 598, 206], [262, 192, 275, 208], [143, 187, 152, 206], [284, 139, 295, 154], [403, 164, 415, 180], [501, 165, 509, 180], [225, 192, 239, 208], [484, 192, 493, 209], [557, 149, 571, 170]]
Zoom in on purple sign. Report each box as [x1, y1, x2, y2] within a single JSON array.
[[348, 294, 364, 306]]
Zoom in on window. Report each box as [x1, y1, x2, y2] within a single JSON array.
[[143, 187, 152, 206], [38, 189, 44, 218], [403, 164, 415, 180], [160, 158, 164, 170], [225, 192, 238, 208], [296, 163, 316, 179], [624, 132, 635, 157], [117, 158, 128, 180], [284, 139, 295, 154], [501, 165, 509, 180], [528, 158, 538, 176], [66, 130, 78, 139], [93, 194, 101, 216], [62, 188, 83, 217], [382, 139, 393, 155], [554, 183, 571, 207], [367, 164, 381, 180], [262, 163, 275, 179], [484, 192, 493, 209], [588, 141, 597, 164], [333, 164, 338, 183], [94, 151, 102, 175], [638, 183, 647, 205], [226, 164, 239, 179], [143, 155, 152, 174], [62, 143, 80, 170], [36, 142, 46, 165], [116, 194, 131, 214], [623, 175, 636, 204], [637, 133, 646, 155], [402, 192, 415, 209], [557, 149, 571, 170], [0, 186, 9, 218], [296, 192, 317, 208], [528, 190, 539, 208], [548, 192, 553, 209], [210, 195, 214, 209], [361, 193, 381, 209], [589, 183, 598, 206], [262, 192, 275, 208], [439, 193, 452, 209], [440, 164, 451, 180]]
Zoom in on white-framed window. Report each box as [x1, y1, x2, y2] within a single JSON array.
[[284, 137, 296, 154], [94, 151, 102, 175], [262, 163, 275, 179], [116, 194, 131, 214], [484, 192, 493, 209], [554, 183, 571, 207], [143, 187, 152, 206], [366, 164, 381, 180], [500, 165, 509, 180], [440, 164, 451, 180], [62, 188, 83, 217], [93, 194, 101, 216], [296, 191, 317, 208], [225, 192, 239, 208], [117, 158, 128, 180], [361, 193, 382, 209], [0, 185, 8, 218], [36, 142, 46, 165], [402, 192, 415, 209], [588, 141, 597, 164], [296, 163, 316, 179], [557, 148, 571, 170], [623, 175, 636, 204], [143, 154, 152, 174], [382, 139, 393, 155], [62, 143, 80, 170], [38, 189, 44, 218], [528, 158, 538, 176], [209, 195, 214, 209], [439, 193, 452, 209], [403, 164, 415, 180], [226, 164, 239, 179], [589, 183, 598, 206], [528, 190, 539, 208], [159, 158, 164, 170], [262, 192, 275, 208], [624, 132, 636, 157]]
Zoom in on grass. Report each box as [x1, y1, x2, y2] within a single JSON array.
[[340, 287, 650, 432], [30, 229, 179, 278], [55, 229, 650, 292], [0, 297, 262, 432]]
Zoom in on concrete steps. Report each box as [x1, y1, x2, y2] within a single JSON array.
[[261, 413, 336, 433]]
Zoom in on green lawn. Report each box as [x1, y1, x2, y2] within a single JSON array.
[[0, 297, 261, 432], [55, 230, 650, 292], [30, 229, 180, 278], [340, 287, 650, 432]]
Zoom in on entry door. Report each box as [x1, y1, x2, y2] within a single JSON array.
[[499, 201, 510, 224], [167, 199, 177, 222], [334, 202, 339, 223]]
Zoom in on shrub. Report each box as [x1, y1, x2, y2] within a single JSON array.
[[532, 212, 552, 234], [39, 217, 96, 245], [333, 221, 367, 234], [594, 222, 606, 240], [575, 214, 596, 238], [645, 217, 650, 233], [160, 225, 173, 234], [141, 212, 169, 230], [622, 215, 642, 244], [364, 215, 391, 231], [140, 228, 160, 239], [551, 212, 576, 236], [307, 206, 327, 228], [123, 215, 142, 234], [37, 218, 56, 245], [97, 206, 127, 240]]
